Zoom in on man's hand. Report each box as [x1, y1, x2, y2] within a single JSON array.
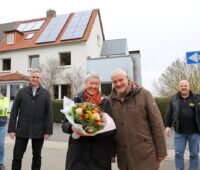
[[157, 156, 166, 163], [44, 134, 51, 140], [165, 127, 171, 137], [9, 132, 16, 140]]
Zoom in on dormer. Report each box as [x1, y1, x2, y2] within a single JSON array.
[[4, 30, 23, 45]]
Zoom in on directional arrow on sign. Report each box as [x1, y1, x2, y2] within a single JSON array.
[[188, 52, 199, 63], [186, 51, 200, 64]]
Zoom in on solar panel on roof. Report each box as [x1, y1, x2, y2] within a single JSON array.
[[32, 20, 45, 30], [17, 20, 45, 32], [17, 23, 27, 32], [61, 10, 92, 41], [23, 22, 35, 32], [72, 25, 86, 39], [36, 14, 69, 43]]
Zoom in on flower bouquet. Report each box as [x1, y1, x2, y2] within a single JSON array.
[[61, 96, 116, 139]]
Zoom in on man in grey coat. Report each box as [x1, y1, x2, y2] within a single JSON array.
[[8, 68, 53, 170]]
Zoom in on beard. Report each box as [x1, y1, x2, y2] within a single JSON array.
[[116, 85, 130, 98]]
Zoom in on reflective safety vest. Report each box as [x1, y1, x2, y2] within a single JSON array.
[[0, 97, 9, 117]]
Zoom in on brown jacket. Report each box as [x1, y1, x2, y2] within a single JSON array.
[[109, 85, 167, 170]]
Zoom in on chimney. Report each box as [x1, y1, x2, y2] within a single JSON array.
[[46, 9, 56, 17]]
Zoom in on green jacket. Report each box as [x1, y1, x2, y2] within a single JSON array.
[[0, 96, 9, 125]]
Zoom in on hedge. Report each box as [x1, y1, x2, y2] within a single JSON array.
[[53, 99, 64, 123], [155, 97, 170, 123], [52, 97, 171, 123]]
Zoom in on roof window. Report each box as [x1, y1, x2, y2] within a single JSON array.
[[25, 33, 35, 40], [6, 33, 14, 44]]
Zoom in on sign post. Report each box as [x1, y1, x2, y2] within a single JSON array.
[[186, 51, 200, 64]]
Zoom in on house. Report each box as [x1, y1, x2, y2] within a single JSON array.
[[0, 9, 142, 102], [0, 72, 30, 112], [0, 9, 105, 100], [87, 39, 142, 96]]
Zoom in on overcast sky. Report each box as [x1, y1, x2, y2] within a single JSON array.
[[1, 0, 200, 92]]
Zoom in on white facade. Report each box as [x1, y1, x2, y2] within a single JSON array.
[[85, 15, 103, 58]]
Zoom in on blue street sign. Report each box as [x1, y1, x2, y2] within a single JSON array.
[[186, 51, 200, 64]]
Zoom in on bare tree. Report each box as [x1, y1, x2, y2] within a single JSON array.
[[153, 58, 200, 97], [40, 57, 60, 98], [64, 67, 85, 98]]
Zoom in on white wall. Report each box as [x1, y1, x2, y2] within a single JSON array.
[[86, 13, 104, 59], [0, 44, 86, 84]]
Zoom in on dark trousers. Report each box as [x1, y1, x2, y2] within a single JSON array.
[[12, 137, 44, 170]]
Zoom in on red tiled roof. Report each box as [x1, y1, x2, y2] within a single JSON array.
[[0, 9, 104, 52], [0, 72, 30, 81]]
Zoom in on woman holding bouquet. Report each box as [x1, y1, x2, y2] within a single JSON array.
[[62, 72, 115, 170]]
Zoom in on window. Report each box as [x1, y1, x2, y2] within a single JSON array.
[[2, 59, 11, 71], [61, 84, 71, 99], [0, 85, 7, 96], [25, 33, 35, 40], [7, 33, 14, 44], [60, 52, 71, 66], [97, 35, 101, 46], [29, 55, 39, 68], [10, 84, 20, 100], [101, 83, 112, 96], [54, 84, 71, 99], [54, 85, 59, 99]]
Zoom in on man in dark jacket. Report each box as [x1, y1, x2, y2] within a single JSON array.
[[8, 68, 53, 170], [165, 80, 200, 170]]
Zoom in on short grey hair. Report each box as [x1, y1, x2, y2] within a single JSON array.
[[31, 68, 42, 77], [110, 68, 128, 79], [85, 72, 101, 83]]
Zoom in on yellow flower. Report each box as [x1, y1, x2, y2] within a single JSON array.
[[88, 112, 94, 119], [93, 112, 100, 120], [92, 109, 96, 113], [86, 110, 92, 114]]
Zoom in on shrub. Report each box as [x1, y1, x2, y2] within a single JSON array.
[[53, 99, 64, 123], [52, 97, 171, 124], [155, 97, 170, 123]]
